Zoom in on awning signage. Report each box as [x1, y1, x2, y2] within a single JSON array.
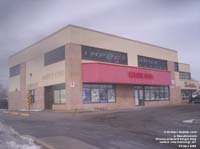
[[82, 63, 172, 85], [184, 82, 197, 88], [128, 72, 153, 79]]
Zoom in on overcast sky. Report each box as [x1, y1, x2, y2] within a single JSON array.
[[0, 0, 200, 88]]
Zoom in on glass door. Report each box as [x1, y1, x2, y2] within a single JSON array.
[[134, 86, 144, 106]]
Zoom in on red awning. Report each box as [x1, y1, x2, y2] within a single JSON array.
[[82, 63, 172, 85]]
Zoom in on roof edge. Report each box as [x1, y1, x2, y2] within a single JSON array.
[[10, 24, 178, 59], [178, 62, 190, 65], [9, 24, 72, 58], [68, 24, 178, 53]]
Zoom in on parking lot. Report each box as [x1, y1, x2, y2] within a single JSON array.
[[0, 104, 199, 149]]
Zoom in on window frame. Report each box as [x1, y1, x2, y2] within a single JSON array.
[[53, 89, 66, 104], [143, 85, 170, 101], [82, 84, 116, 104], [44, 46, 65, 66], [9, 64, 20, 77], [138, 55, 168, 70], [179, 72, 191, 80], [181, 89, 195, 100], [82, 45, 128, 65]]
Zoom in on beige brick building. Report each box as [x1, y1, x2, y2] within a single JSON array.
[[8, 25, 199, 111]]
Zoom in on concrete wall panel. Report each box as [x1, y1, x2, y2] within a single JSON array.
[[69, 26, 178, 66], [9, 28, 70, 67], [9, 76, 20, 92], [26, 55, 65, 88], [179, 63, 190, 72]]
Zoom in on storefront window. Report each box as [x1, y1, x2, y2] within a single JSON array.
[[159, 87, 165, 99], [99, 89, 108, 102], [144, 88, 150, 100], [108, 89, 115, 102], [144, 86, 169, 100], [82, 88, 90, 103], [54, 90, 60, 104], [181, 89, 195, 100], [164, 86, 169, 99], [150, 86, 155, 100], [91, 89, 100, 102], [60, 89, 66, 103], [82, 84, 115, 103], [53, 89, 66, 104]]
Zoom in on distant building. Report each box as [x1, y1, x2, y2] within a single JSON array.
[[8, 25, 199, 111]]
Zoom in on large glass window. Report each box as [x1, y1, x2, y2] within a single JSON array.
[[53, 89, 66, 104], [9, 64, 20, 77], [91, 89, 100, 102], [54, 90, 60, 104], [46, 83, 66, 104], [44, 46, 65, 66], [144, 86, 169, 100], [82, 88, 90, 103], [108, 89, 115, 102], [82, 84, 115, 103], [138, 55, 168, 70], [82, 45, 128, 65], [144, 86, 150, 100], [181, 89, 195, 100], [179, 72, 191, 80], [99, 88, 108, 102]]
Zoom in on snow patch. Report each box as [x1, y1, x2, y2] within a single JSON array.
[[0, 121, 41, 149], [183, 119, 194, 123]]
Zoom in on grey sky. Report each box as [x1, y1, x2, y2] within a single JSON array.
[[0, 0, 200, 87]]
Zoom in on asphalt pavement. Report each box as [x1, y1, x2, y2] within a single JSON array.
[[0, 104, 199, 149]]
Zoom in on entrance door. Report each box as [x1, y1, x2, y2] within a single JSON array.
[[45, 87, 54, 109], [134, 86, 144, 106]]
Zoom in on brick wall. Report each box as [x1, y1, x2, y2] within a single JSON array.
[[19, 63, 27, 110], [8, 63, 27, 110], [8, 91, 21, 110], [167, 61, 175, 80], [53, 43, 82, 111], [145, 100, 171, 107], [30, 87, 44, 110], [169, 86, 182, 104]]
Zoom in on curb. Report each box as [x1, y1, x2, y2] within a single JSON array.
[[27, 136, 55, 149], [20, 113, 30, 117], [2, 111, 30, 117]]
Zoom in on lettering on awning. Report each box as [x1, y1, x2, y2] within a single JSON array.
[[128, 72, 153, 79]]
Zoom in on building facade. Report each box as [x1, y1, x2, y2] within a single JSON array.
[[8, 25, 199, 111]]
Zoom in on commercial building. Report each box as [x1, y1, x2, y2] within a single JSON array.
[[8, 25, 199, 111]]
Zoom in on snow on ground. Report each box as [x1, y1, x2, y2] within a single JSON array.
[[0, 121, 41, 149]]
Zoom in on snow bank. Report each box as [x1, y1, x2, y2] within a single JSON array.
[[0, 121, 41, 149]]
